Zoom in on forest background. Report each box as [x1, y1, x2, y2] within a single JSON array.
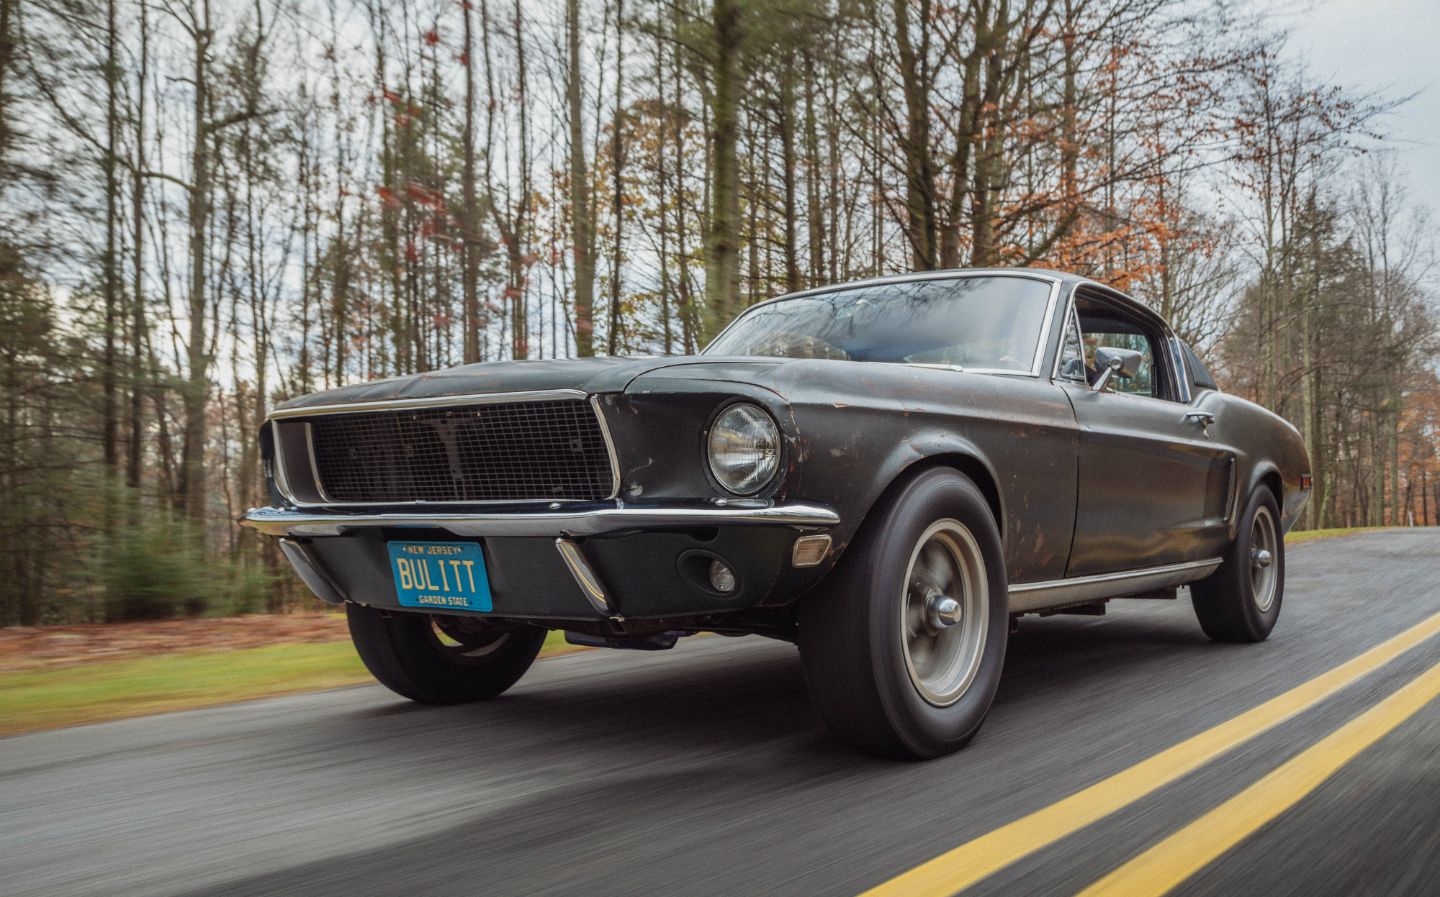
[[1, 0, 1436, 625]]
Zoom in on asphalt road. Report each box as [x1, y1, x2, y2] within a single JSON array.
[[3, 529, 1438, 897]]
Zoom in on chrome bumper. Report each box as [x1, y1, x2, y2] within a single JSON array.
[[239, 503, 841, 538]]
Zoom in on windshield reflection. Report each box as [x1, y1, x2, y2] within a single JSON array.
[[704, 276, 1052, 371]]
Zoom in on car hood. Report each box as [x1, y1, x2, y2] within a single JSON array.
[[272, 356, 785, 414]]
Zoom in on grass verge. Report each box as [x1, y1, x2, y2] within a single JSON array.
[[0, 630, 578, 737], [1287, 526, 1395, 545]]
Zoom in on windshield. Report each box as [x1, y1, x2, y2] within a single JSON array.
[[704, 276, 1053, 371]]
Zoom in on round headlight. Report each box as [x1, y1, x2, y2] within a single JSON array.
[[707, 404, 780, 495]]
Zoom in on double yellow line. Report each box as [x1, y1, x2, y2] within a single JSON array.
[[860, 611, 1440, 897]]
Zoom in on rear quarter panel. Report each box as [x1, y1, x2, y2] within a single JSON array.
[[1202, 391, 1312, 535]]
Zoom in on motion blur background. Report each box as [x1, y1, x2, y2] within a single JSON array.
[[1, 0, 1437, 627]]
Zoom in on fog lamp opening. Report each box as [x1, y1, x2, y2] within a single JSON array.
[[708, 559, 738, 593]]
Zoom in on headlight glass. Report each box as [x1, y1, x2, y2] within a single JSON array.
[[707, 404, 780, 494]]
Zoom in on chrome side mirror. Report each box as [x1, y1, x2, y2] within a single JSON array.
[[1092, 347, 1143, 392]]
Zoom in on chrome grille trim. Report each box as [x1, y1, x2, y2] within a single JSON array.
[[269, 388, 590, 419], [270, 390, 621, 506]]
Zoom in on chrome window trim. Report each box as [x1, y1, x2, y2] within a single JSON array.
[[1051, 300, 1088, 383], [1168, 334, 1194, 405], [1029, 278, 1063, 377], [703, 269, 1065, 379], [269, 388, 621, 508]]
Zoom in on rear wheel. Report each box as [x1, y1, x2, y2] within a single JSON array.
[[1191, 486, 1284, 642], [346, 604, 546, 704], [798, 468, 1009, 759]]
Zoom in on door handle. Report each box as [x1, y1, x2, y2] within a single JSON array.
[[1185, 411, 1216, 426]]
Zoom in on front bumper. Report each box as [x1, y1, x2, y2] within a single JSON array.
[[240, 502, 839, 538], [242, 503, 840, 622]]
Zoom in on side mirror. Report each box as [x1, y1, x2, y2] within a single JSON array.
[[1092, 346, 1144, 392]]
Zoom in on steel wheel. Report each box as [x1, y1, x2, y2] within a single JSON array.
[[1249, 505, 1278, 613], [1191, 486, 1283, 643], [798, 468, 1009, 758], [900, 519, 990, 707]]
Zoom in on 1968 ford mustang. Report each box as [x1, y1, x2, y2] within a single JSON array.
[[242, 269, 1312, 759]]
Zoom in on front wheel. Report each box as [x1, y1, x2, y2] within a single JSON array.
[[1191, 486, 1284, 642], [798, 468, 1009, 760], [347, 604, 546, 704]]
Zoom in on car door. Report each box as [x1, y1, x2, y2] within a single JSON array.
[[1057, 287, 1235, 577]]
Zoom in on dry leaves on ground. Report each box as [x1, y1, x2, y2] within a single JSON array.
[[0, 613, 352, 672]]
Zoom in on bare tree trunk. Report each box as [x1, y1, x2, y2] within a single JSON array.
[[461, 0, 482, 363], [653, 25, 674, 354], [778, 59, 800, 293], [102, 0, 120, 495], [566, 0, 595, 356], [606, 0, 625, 354], [127, 0, 149, 495], [802, 51, 824, 287], [703, 0, 742, 338], [1059, 0, 1079, 244], [669, 18, 696, 353], [0, 0, 14, 163], [1421, 466, 1429, 526], [891, 0, 936, 269], [511, 0, 531, 359], [179, 1, 214, 541]]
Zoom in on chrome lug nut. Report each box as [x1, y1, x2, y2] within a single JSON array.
[[927, 594, 962, 629]]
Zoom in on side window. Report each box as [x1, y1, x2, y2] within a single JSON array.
[[1082, 329, 1156, 397], [1057, 309, 1087, 382], [1073, 290, 1174, 400]]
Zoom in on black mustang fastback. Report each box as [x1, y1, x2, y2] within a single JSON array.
[[243, 269, 1311, 758]]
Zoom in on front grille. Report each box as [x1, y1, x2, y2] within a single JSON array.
[[306, 399, 615, 503]]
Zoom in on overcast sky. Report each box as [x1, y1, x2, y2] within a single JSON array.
[[1280, 0, 1440, 218]]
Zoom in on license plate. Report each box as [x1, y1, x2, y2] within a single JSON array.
[[387, 541, 493, 612]]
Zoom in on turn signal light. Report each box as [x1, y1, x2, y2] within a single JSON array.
[[791, 535, 832, 568]]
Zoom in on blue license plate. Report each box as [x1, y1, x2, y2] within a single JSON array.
[[387, 541, 493, 612]]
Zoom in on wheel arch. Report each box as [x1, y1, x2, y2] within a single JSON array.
[[1258, 467, 1283, 505], [854, 447, 1007, 549], [1232, 461, 1283, 540], [1245, 461, 1283, 510]]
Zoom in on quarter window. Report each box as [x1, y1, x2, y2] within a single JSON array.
[[1057, 309, 1087, 382]]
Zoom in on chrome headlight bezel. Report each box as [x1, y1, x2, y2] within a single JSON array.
[[705, 402, 782, 495]]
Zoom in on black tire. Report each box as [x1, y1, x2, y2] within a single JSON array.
[[798, 468, 1009, 760], [346, 604, 546, 704], [1191, 486, 1284, 643]]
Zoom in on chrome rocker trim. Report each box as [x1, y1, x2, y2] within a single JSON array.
[[1008, 557, 1222, 613], [239, 503, 842, 539]]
